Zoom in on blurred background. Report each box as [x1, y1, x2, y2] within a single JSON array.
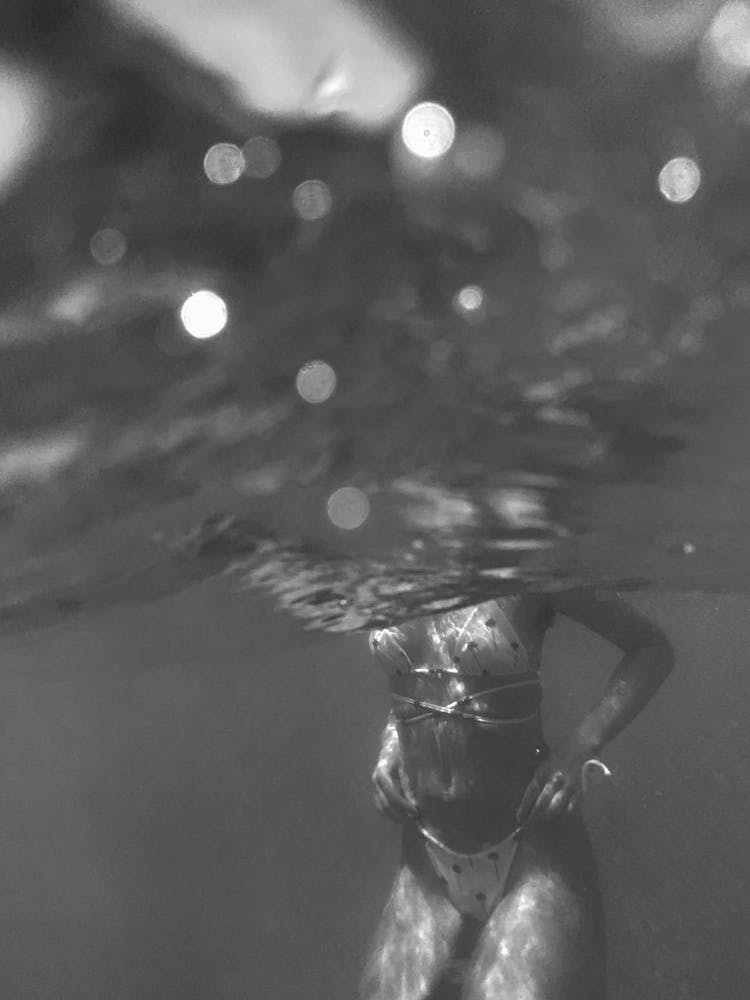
[[0, 0, 749, 997], [4, 0, 750, 627]]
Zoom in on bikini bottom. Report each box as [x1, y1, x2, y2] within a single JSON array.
[[419, 756, 611, 922], [420, 823, 520, 922]]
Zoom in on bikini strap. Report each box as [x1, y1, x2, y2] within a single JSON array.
[[392, 675, 542, 726]]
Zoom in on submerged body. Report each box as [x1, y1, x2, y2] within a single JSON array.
[[362, 591, 674, 1000]]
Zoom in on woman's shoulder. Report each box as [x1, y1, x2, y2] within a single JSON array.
[[544, 587, 672, 653], [491, 593, 554, 631]]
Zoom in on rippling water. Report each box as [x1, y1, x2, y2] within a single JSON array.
[[2, 0, 750, 634]]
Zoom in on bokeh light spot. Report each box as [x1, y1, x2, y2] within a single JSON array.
[[243, 135, 281, 179], [658, 157, 701, 203], [89, 227, 127, 266], [453, 124, 506, 180], [292, 179, 333, 221], [296, 360, 337, 403], [327, 487, 370, 530], [203, 142, 245, 185], [180, 290, 228, 339], [453, 284, 485, 317], [401, 102, 455, 159], [707, 1, 750, 69]]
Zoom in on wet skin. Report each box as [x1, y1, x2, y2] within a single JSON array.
[[363, 589, 674, 1000]]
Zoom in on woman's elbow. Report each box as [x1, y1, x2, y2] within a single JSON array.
[[647, 637, 676, 677]]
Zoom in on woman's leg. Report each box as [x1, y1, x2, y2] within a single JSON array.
[[360, 824, 466, 1000], [462, 816, 606, 1000]]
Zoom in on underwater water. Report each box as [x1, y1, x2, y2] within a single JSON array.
[[0, 582, 745, 999], [1, 0, 750, 996]]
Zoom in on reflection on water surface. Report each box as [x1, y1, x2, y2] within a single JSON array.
[[1, 0, 750, 633]]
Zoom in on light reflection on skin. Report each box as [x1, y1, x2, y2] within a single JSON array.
[[462, 871, 591, 1000], [361, 857, 602, 1000], [360, 863, 461, 1000]]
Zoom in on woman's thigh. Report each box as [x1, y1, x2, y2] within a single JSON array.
[[463, 818, 606, 1000], [360, 826, 466, 1000]]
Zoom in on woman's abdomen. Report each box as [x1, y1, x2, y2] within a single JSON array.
[[396, 711, 546, 850]]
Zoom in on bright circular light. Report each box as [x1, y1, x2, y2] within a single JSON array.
[[180, 290, 228, 339], [401, 102, 456, 160], [292, 179, 333, 221], [243, 135, 281, 179], [296, 360, 337, 403], [89, 227, 127, 266], [453, 124, 506, 180], [203, 142, 245, 185], [682, 541, 696, 556], [327, 487, 370, 530], [658, 157, 701, 204], [453, 284, 485, 316]]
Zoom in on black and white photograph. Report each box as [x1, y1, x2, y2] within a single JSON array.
[[0, 1, 746, 997]]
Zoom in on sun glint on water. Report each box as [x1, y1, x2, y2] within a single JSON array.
[[327, 487, 370, 530], [180, 290, 228, 339], [296, 361, 337, 404], [292, 180, 333, 221], [203, 143, 245, 185], [453, 285, 486, 317], [401, 102, 456, 160], [657, 157, 701, 204]]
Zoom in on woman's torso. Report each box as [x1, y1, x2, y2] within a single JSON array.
[[369, 595, 549, 677], [370, 595, 553, 850]]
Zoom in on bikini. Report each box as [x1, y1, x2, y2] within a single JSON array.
[[370, 600, 544, 921]]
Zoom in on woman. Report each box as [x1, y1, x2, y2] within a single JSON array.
[[362, 588, 674, 1000]]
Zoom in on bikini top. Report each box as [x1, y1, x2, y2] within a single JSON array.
[[369, 599, 533, 678], [370, 600, 542, 727]]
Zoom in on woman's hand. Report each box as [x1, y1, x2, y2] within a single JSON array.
[[372, 742, 419, 823], [516, 739, 594, 829]]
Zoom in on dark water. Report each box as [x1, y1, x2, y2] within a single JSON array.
[[0, 582, 745, 999]]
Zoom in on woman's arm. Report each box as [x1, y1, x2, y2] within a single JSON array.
[[517, 588, 674, 827], [548, 587, 675, 756], [372, 709, 419, 822]]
